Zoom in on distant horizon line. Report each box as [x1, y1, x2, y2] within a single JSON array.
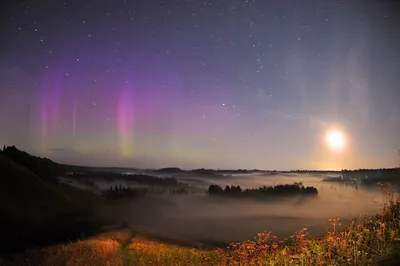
[[2, 145, 398, 173], [63, 162, 400, 173]]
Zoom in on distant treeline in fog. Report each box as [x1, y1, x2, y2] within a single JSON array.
[[101, 184, 190, 200], [68, 172, 178, 186], [101, 185, 145, 200], [207, 182, 318, 198]]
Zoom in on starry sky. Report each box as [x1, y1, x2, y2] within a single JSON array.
[[1, 0, 399, 170]]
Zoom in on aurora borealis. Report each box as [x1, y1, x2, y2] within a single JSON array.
[[0, 0, 399, 170]]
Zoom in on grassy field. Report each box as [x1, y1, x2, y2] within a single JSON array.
[[1, 148, 399, 265], [1, 187, 399, 265]]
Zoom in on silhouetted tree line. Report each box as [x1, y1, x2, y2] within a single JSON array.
[[208, 182, 318, 198], [285, 168, 400, 173], [2, 145, 64, 183], [101, 185, 146, 200], [191, 168, 218, 175], [341, 168, 399, 173], [192, 168, 251, 175], [68, 172, 178, 186], [155, 167, 183, 173], [236, 169, 250, 173]]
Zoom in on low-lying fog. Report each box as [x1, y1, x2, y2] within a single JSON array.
[[64, 172, 388, 246]]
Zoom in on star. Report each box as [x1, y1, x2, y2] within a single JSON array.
[[0, 0, 396, 171]]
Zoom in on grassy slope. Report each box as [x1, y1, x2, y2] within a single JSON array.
[[0, 154, 102, 253], [1, 195, 400, 265], [0, 228, 223, 266], [1, 151, 399, 264]]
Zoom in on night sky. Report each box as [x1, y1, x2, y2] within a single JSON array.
[[1, 0, 399, 170]]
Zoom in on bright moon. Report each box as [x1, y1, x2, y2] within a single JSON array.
[[326, 130, 345, 151]]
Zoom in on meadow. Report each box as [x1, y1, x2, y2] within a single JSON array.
[[1, 185, 399, 266], [1, 146, 399, 265]]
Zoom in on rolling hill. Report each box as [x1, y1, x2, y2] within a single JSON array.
[[0, 152, 102, 253]]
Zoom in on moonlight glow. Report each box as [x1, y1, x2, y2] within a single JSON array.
[[326, 130, 346, 151]]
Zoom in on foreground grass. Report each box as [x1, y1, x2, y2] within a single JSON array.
[[219, 187, 400, 266], [1, 187, 399, 266], [0, 230, 222, 266]]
